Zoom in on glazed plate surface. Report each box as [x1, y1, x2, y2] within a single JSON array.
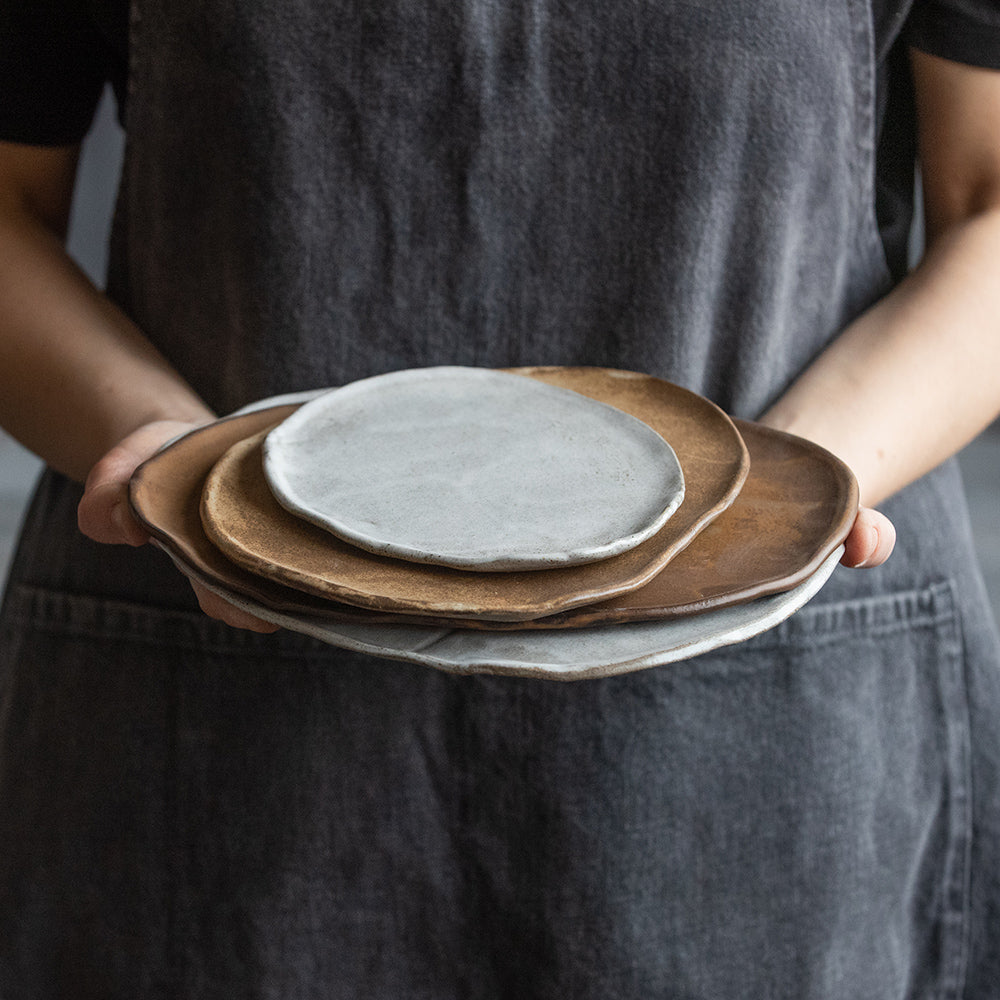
[[263, 367, 686, 570]]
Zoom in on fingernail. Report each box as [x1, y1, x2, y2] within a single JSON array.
[[854, 524, 879, 568]]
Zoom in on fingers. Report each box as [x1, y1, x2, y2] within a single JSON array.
[[191, 580, 282, 633], [77, 477, 150, 546], [841, 506, 897, 569], [78, 420, 200, 546], [77, 418, 282, 634]]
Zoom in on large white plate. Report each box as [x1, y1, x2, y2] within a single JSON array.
[[262, 367, 685, 571], [160, 545, 842, 680]]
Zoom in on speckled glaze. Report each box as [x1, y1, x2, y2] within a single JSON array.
[[262, 367, 686, 570], [194, 369, 749, 619]]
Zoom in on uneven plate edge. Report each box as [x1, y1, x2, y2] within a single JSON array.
[[259, 366, 688, 571], [156, 540, 843, 682], [333, 547, 845, 680], [128, 406, 299, 566], [722, 418, 860, 602], [511, 365, 751, 517], [131, 408, 854, 631]]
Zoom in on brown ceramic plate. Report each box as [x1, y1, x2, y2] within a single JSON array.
[[194, 368, 750, 620], [129, 397, 855, 630], [185, 417, 854, 628], [131, 408, 855, 629], [492, 419, 858, 628], [129, 404, 345, 617], [344, 418, 856, 628]]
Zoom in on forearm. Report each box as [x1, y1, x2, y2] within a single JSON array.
[[761, 207, 1000, 507], [0, 202, 214, 481]]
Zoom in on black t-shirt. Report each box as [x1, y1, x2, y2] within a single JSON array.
[[0, 0, 127, 146], [2, 0, 1000, 278]]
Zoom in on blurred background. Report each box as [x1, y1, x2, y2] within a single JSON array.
[[2, 89, 998, 621]]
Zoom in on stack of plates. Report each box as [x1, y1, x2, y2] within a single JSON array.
[[129, 366, 857, 679]]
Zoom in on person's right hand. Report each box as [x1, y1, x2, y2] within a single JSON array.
[[77, 420, 281, 633]]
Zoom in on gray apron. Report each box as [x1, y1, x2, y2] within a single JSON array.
[[2, 1, 999, 996]]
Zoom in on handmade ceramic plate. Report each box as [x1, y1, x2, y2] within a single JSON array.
[[132, 413, 855, 629], [197, 368, 750, 620], [493, 419, 858, 628], [129, 404, 348, 616], [263, 366, 686, 570], [159, 544, 844, 680]]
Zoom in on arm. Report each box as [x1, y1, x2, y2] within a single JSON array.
[[0, 141, 214, 479], [761, 51, 1000, 566], [0, 140, 277, 630]]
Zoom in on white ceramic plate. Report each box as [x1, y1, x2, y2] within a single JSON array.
[[159, 545, 842, 680], [262, 367, 686, 571]]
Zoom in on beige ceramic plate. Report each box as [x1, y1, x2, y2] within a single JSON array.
[[195, 368, 749, 620], [263, 366, 686, 570]]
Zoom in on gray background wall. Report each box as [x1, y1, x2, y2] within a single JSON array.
[[1, 89, 997, 625], [66, 89, 125, 284]]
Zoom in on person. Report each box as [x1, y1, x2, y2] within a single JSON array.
[[1, 0, 999, 996]]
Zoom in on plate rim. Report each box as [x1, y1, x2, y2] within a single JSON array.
[[261, 365, 688, 570], [156, 541, 843, 680]]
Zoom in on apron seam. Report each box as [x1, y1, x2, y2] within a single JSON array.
[[2, 582, 334, 662], [762, 608, 957, 651], [751, 578, 959, 650], [937, 579, 973, 1000], [4, 578, 958, 645], [844, 0, 895, 288]]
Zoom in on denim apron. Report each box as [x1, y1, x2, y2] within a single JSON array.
[[2, 1, 1000, 997]]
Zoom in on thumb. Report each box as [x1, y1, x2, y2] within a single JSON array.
[[841, 506, 896, 569], [78, 420, 204, 546]]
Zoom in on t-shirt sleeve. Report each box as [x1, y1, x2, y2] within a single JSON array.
[[0, 1, 113, 146], [907, 0, 1000, 69]]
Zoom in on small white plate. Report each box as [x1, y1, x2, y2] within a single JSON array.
[[160, 545, 842, 680], [262, 367, 685, 571]]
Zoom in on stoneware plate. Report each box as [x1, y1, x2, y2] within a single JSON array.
[[494, 419, 858, 628], [131, 413, 855, 628], [130, 404, 347, 616], [221, 391, 855, 626], [159, 544, 844, 680], [196, 368, 750, 620], [263, 366, 686, 570]]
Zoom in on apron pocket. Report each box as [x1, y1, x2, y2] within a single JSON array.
[[0, 579, 974, 1000], [625, 578, 972, 1000]]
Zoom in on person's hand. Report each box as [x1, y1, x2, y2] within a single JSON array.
[[77, 420, 281, 633], [840, 505, 896, 568]]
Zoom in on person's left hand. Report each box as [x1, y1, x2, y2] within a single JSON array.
[[840, 505, 896, 568]]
